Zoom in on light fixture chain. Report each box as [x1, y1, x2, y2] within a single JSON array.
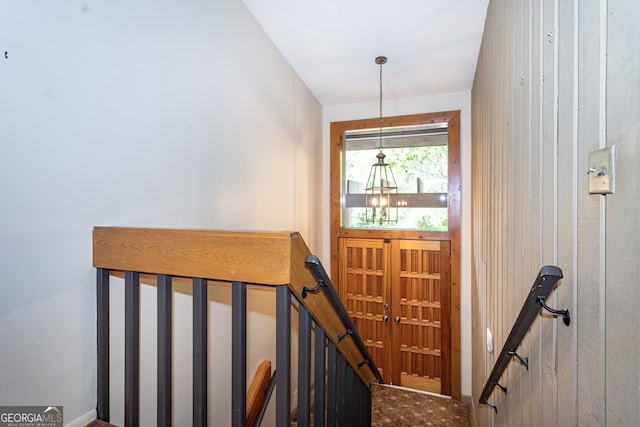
[[379, 59, 383, 149], [375, 55, 387, 150], [380, 64, 382, 143]]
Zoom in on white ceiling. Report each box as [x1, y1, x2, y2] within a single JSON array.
[[242, 0, 490, 106]]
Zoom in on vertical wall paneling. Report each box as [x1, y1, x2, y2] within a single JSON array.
[[604, 0, 640, 424], [472, 0, 640, 426], [575, 0, 605, 423], [528, 0, 544, 419], [519, 2, 532, 424], [596, 2, 609, 421], [504, 2, 514, 421], [556, 0, 579, 425], [541, 0, 559, 422]]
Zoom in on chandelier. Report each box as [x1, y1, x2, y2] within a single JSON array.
[[365, 56, 398, 225]]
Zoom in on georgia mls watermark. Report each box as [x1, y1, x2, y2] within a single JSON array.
[[0, 406, 63, 427]]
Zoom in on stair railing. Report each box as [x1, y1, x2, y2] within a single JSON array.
[[93, 226, 381, 426], [479, 265, 569, 413]]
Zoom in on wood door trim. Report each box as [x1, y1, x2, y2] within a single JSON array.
[[439, 240, 452, 396], [330, 110, 462, 399]]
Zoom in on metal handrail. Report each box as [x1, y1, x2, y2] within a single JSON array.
[[304, 254, 384, 384], [479, 265, 568, 412]]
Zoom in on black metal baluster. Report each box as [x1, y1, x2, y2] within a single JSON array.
[[336, 351, 347, 425], [305, 255, 383, 384], [298, 305, 311, 427], [360, 377, 372, 426], [125, 271, 140, 427], [193, 278, 208, 427], [366, 382, 372, 427], [157, 274, 172, 427], [326, 341, 337, 427], [232, 281, 247, 427], [276, 286, 291, 426], [352, 367, 362, 426], [314, 324, 326, 427], [355, 378, 364, 427], [96, 268, 110, 422], [345, 363, 355, 427]]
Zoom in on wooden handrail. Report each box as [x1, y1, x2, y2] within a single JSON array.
[[246, 360, 272, 427], [92, 226, 379, 385], [93, 227, 294, 284]]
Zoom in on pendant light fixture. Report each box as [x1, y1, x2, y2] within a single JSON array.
[[365, 56, 398, 225]]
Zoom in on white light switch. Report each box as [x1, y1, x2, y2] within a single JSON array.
[[588, 146, 616, 194]]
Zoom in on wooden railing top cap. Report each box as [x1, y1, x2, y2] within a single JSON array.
[[93, 226, 302, 285]]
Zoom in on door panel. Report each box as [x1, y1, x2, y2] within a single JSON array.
[[339, 237, 451, 394], [339, 238, 391, 380], [391, 240, 451, 395]]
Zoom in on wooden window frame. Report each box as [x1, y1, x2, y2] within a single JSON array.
[[330, 110, 462, 400]]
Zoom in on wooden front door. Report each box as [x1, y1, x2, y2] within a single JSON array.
[[339, 237, 451, 395], [390, 239, 451, 395], [339, 238, 391, 379]]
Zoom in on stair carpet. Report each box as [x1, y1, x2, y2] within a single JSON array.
[[86, 384, 471, 426], [371, 384, 471, 426]]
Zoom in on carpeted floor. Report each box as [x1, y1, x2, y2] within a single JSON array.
[[371, 384, 471, 426]]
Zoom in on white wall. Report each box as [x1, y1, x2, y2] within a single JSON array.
[[0, 0, 322, 425], [322, 90, 473, 398]]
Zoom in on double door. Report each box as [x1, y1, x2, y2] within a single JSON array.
[[338, 237, 451, 395]]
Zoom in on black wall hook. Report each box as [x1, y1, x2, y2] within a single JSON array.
[[508, 350, 529, 370], [479, 265, 564, 406], [357, 359, 369, 368], [301, 279, 325, 298], [338, 329, 353, 341], [493, 381, 508, 394], [537, 296, 571, 325]]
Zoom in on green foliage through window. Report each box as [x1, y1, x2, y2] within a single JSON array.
[[343, 143, 449, 231]]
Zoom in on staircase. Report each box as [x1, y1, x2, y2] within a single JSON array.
[[91, 227, 379, 426], [371, 385, 471, 426], [90, 227, 470, 426]]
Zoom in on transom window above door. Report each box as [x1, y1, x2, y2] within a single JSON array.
[[341, 122, 449, 230]]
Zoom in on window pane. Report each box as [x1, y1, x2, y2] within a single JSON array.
[[342, 124, 448, 231]]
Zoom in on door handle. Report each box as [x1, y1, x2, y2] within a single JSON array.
[[395, 316, 401, 323], [383, 315, 389, 322]]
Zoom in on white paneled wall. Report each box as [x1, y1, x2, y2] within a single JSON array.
[[471, 0, 640, 426]]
